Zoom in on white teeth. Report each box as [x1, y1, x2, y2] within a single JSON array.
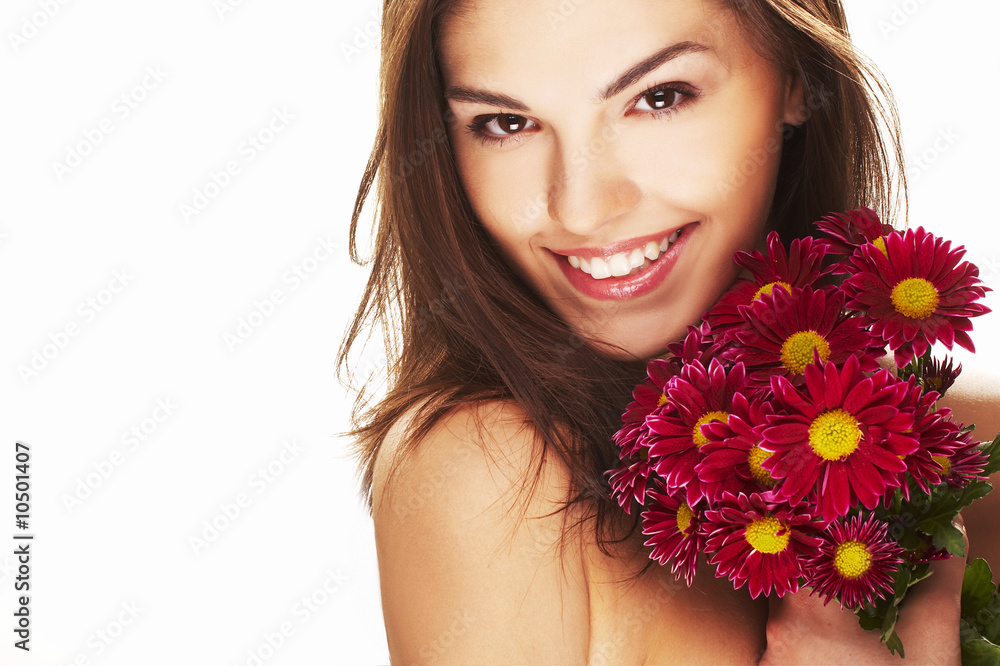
[[628, 247, 645, 269], [565, 227, 686, 279], [590, 257, 611, 279], [644, 241, 660, 261], [608, 253, 632, 277]]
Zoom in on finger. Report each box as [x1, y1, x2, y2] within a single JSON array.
[[893, 515, 967, 663]]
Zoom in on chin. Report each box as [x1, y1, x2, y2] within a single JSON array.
[[585, 330, 677, 362]]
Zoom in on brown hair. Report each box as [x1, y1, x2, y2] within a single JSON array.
[[338, 0, 907, 548]]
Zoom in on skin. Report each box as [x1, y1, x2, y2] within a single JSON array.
[[440, 0, 805, 359], [372, 0, 1000, 662]]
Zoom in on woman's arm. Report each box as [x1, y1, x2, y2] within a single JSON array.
[[371, 401, 590, 664], [939, 367, 1000, 570]]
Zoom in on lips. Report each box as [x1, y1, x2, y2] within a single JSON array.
[[568, 228, 683, 279], [553, 223, 695, 300]]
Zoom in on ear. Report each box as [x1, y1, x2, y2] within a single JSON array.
[[782, 70, 808, 127]]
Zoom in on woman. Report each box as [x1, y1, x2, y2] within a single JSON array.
[[341, 0, 998, 662]]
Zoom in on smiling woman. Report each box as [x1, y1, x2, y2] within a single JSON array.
[[340, 0, 977, 663], [441, 3, 803, 357]]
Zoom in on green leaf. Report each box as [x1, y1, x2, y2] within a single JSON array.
[[982, 433, 1000, 476], [985, 613, 1000, 645], [934, 522, 967, 557], [961, 635, 1000, 666], [880, 604, 899, 642], [963, 559, 997, 617], [891, 566, 913, 598], [857, 609, 881, 632], [962, 481, 995, 508], [883, 630, 904, 657]]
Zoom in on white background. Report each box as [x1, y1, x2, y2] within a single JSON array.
[[0, 1, 997, 664]]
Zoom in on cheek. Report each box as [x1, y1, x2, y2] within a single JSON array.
[[452, 141, 544, 242], [631, 91, 785, 223]]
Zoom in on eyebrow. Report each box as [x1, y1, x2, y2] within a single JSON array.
[[443, 40, 711, 111]]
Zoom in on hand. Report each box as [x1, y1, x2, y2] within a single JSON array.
[[760, 518, 967, 665]]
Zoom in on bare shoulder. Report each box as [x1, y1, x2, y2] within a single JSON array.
[[939, 366, 1000, 569], [938, 365, 1000, 442], [371, 400, 590, 664]]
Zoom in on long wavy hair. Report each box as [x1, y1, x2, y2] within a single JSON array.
[[339, 0, 907, 550]]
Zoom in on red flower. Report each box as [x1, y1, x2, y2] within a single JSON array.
[[937, 432, 989, 488], [895, 380, 963, 497], [609, 360, 677, 512], [641, 483, 705, 586], [815, 207, 895, 260], [702, 493, 821, 598], [665, 321, 726, 368], [614, 359, 677, 456], [705, 231, 830, 335], [761, 355, 919, 524], [697, 393, 779, 501], [806, 514, 904, 609], [919, 355, 962, 397], [841, 227, 991, 367], [647, 359, 750, 506], [723, 285, 883, 386]]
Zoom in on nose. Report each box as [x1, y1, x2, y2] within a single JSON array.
[[546, 127, 640, 236]]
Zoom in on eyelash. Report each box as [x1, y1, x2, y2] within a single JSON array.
[[464, 81, 699, 147]]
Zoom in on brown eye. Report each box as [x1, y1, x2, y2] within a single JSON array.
[[470, 113, 538, 143], [495, 114, 527, 133], [639, 88, 681, 111]]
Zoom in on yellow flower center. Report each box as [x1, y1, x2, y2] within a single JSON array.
[[753, 281, 792, 302], [809, 409, 862, 461], [932, 454, 951, 475], [745, 516, 790, 554], [676, 503, 695, 536], [833, 540, 873, 579], [692, 411, 729, 448], [657, 393, 668, 407], [872, 236, 888, 256], [748, 445, 777, 486], [890, 278, 939, 320], [780, 330, 831, 374]]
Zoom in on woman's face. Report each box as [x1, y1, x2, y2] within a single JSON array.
[[439, 0, 804, 359]]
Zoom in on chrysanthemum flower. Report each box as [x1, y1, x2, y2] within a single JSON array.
[[641, 482, 705, 586], [761, 355, 919, 524], [614, 359, 677, 456], [919, 355, 962, 397], [841, 227, 991, 367], [937, 431, 989, 488], [697, 393, 779, 501], [894, 379, 963, 497], [814, 207, 895, 260], [702, 492, 821, 598], [665, 321, 727, 368], [806, 514, 904, 609], [723, 285, 883, 386], [609, 360, 677, 512], [705, 231, 830, 335], [647, 359, 750, 506]]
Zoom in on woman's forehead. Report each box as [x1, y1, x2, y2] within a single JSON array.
[[438, 0, 750, 95]]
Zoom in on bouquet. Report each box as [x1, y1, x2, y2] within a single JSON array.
[[607, 208, 1000, 660]]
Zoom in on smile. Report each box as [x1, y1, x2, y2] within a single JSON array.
[[566, 228, 684, 279], [553, 223, 695, 301]]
